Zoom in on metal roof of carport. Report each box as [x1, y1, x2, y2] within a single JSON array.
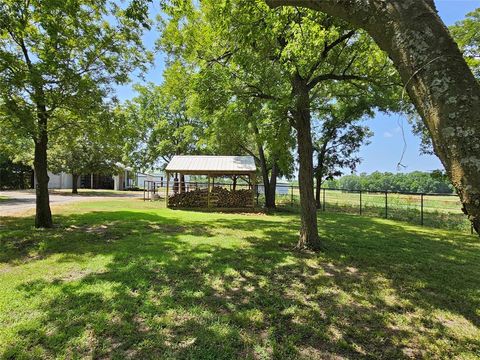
[[165, 155, 256, 175]]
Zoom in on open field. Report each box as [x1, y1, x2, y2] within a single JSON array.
[[270, 189, 470, 232], [1, 199, 479, 358]]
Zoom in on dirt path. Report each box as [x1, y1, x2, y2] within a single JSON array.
[[0, 190, 142, 217]]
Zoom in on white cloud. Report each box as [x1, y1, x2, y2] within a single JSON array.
[[384, 131, 393, 138]]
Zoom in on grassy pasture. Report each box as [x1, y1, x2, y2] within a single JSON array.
[[270, 189, 469, 232], [0, 198, 479, 359]]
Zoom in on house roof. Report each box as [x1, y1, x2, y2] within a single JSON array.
[[165, 155, 256, 175]]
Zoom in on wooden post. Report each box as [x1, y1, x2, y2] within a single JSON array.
[[251, 173, 256, 208], [165, 172, 170, 207], [207, 175, 211, 208]]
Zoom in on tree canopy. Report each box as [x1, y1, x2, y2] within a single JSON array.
[[0, 0, 151, 226]]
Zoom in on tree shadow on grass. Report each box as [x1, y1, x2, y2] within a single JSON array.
[[1, 209, 479, 358]]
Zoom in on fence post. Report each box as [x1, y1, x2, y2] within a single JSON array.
[[385, 191, 388, 218], [359, 190, 362, 215], [421, 194, 424, 226], [323, 188, 326, 211], [291, 185, 294, 206]]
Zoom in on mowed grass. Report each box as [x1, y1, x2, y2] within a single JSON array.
[[0, 199, 479, 359], [272, 190, 470, 232]]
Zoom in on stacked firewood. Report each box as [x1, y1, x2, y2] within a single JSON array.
[[168, 187, 253, 208], [168, 188, 208, 208], [211, 187, 252, 208]]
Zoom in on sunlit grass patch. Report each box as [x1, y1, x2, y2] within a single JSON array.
[[0, 199, 479, 358]]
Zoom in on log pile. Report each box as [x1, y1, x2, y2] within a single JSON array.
[[168, 188, 208, 208], [211, 187, 253, 208], [168, 187, 253, 208]]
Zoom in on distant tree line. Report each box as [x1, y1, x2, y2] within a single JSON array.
[[0, 155, 33, 190], [324, 171, 454, 194]]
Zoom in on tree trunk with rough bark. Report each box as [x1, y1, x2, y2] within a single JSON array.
[[34, 112, 53, 228], [315, 171, 322, 209], [180, 174, 186, 193], [292, 74, 322, 250], [265, 162, 278, 209], [267, 0, 480, 234], [315, 141, 328, 209], [72, 173, 79, 194], [254, 124, 278, 209]]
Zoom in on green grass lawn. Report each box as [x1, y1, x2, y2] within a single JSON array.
[[1, 199, 479, 359]]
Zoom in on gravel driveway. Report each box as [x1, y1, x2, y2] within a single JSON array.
[[0, 190, 142, 216]]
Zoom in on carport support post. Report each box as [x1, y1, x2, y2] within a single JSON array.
[[207, 175, 211, 208], [251, 173, 256, 208], [165, 171, 170, 207]]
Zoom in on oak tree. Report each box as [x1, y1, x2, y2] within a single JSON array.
[[0, 0, 150, 227], [267, 0, 480, 234]]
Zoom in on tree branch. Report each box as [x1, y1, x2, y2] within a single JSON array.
[[307, 73, 369, 90], [307, 29, 356, 83]]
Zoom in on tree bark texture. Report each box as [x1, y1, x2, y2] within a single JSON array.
[[292, 74, 322, 250], [254, 124, 278, 209], [315, 171, 322, 209], [267, 0, 480, 234], [315, 140, 328, 209], [72, 173, 79, 194], [34, 112, 53, 228], [180, 174, 186, 193], [266, 162, 278, 209]]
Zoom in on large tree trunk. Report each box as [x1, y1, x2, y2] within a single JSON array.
[[267, 0, 480, 234], [266, 162, 278, 208], [34, 113, 53, 228], [180, 174, 186, 193], [315, 171, 322, 209], [253, 124, 278, 209], [72, 173, 79, 194], [293, 74, 322, 250]]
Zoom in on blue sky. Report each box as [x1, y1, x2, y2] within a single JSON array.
[[115, 0, 480, 174]]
